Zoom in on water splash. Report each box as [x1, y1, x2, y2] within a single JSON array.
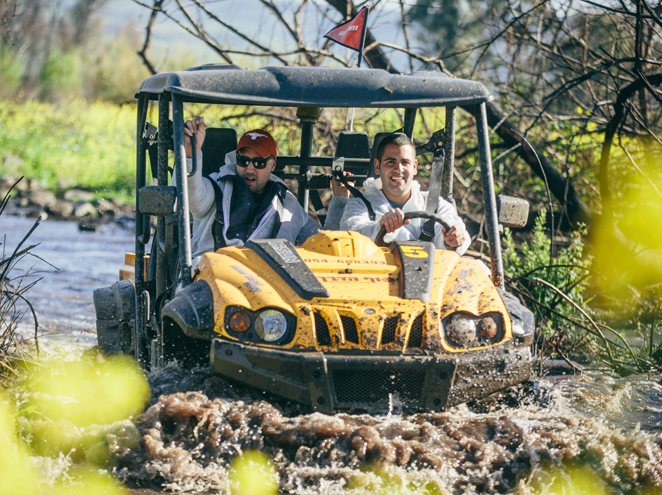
[[110, 368, 662, 494]]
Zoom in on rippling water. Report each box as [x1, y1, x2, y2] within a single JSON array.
[[1, 214, 132, 351], [1, 215, 660, 494]]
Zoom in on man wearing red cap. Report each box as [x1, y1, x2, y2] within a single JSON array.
[[183, 116, 324, 256]]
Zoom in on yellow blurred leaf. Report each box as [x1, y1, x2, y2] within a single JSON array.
[[0, 394, 41, 495], [523, 463, 610, 495], [50, 466, 130, 495], [27, 355, 150, 427], [229, 450, 278, 495]]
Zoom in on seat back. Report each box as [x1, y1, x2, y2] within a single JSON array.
[[335, 131, 371, 158], [335, 132, 371, 176], [201, 127, 238, 177]]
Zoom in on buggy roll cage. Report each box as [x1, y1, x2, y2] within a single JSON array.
[[132, 64, 503, 359]]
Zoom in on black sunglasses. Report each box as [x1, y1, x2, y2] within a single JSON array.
[[236, 154, 273, 170]]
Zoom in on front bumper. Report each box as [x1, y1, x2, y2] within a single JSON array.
[[210, 339, 532, 414]]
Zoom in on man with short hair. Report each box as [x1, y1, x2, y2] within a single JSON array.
[[183, 116, 321, 257], [339, 132, 470, 253]]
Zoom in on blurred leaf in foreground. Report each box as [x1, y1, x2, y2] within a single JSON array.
[[521, 463, 611, 495], [0, 392, 40, 495], [229, 450, 278, 495], [27, 354, 149, 427]]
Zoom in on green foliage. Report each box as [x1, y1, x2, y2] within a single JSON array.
[[1, 187, 39, 373], [409, 0, 461, 56], [503, 210, 659, 373], [1, 353, 148, 494], [79, 24, 201, 103], [0, 46, 24, 98], [0, 99, 135, 198], [39, 49, 83, 101], [502, 209, 593, 354], [2, 10, 166, 104]]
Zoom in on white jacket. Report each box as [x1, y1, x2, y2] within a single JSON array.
[[185, 151, 320, 257], [339, 178, 470, 254]]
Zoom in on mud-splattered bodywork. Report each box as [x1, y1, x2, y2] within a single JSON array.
[[162, 231, 533, 413], [92, 65, 537, 414]]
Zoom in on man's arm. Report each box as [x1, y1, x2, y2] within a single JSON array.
[[339, 198, 381, 238], [433, 200, 471, 255], [171, 150, 214, 218], [295, 214, 322, 244], [323, 196, 348, 230], [186, 153, 215, 217], [282, 193, 320, 245], [182, 116, 215, 218], [341, 199, 424, 242]]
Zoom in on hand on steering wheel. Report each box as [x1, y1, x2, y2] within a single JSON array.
[[374, 210, 455, 248]]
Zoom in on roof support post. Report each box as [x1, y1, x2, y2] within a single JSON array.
[[404, 108, 417, 137], [172, 95, 193, 287], [155, 95, 170, 304], [134, 95, 149, 366], [296, 107, 321, 208], [475, 102, 504, 288], [442, 105, 456, 203]]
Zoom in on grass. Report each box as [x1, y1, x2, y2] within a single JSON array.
[[0, 99, 135, 202], [1, 179, 42, 378]]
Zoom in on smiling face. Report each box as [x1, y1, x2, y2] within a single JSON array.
[[235, 147, 276, 193], [374, 143, 418, 204]]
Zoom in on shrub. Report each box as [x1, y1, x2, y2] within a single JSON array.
[[39, 49, 83, 102], [503, 210, 657, 374], [0, 46, 24, 99], [0, 99, 135, 200], [503, 209, 591, 335]]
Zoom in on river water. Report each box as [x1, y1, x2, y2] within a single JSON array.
[[1, 215, 661, 494]]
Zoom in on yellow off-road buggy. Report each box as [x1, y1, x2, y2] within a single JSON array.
[[94, 64, 534, 413]]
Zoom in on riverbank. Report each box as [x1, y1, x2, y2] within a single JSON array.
[[0, 177, 134, 231]]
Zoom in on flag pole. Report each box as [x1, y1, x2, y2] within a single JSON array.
[[350, 6, 370, 131], [356, 5, 369, 68]]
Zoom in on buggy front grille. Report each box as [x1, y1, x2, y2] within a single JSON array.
[[407, 313, 424, 349], [310, 307, 433, 351], [339, 314, 359, 344], [314, 310, 331, 346], [380, 315, 399, 345], [332, 367, 426, 405]]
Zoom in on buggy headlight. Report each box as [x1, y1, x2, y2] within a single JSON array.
[[444, 314, 477, 347], [442, 312, 504, 348], [255, 309, 288, 342], [229, 309, 251, 333]]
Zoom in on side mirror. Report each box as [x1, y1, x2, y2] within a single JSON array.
[[497, 195, 529, 229], [138, 185, 177, 217]]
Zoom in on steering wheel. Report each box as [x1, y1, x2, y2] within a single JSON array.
[[374, 210, 455, 248]]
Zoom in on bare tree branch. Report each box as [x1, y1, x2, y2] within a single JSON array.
[[135, 0, 161, 74], [598, 72, 662, 218]]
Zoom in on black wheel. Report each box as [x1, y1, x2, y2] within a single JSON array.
[[93, 280, 135, 354], [374, 210, 453, 247]]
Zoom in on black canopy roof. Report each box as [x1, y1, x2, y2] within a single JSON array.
[[136, 64, 490, 108]]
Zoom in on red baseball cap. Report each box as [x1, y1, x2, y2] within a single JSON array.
[[237, 129, 277, 159]]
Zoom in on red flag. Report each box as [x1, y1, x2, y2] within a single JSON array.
[[323, 7, 368, 52]]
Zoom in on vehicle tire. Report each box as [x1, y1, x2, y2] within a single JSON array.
[[93, 280, 135, 354]]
